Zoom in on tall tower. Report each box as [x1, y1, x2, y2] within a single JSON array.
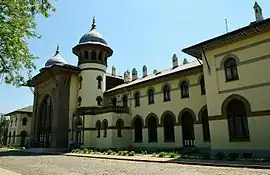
[[254, 2, 264, 22], [72, 17, 113, 107]]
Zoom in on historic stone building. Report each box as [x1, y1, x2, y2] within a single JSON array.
[[5, 105, 32, 147], [27, 3, 270, 156]]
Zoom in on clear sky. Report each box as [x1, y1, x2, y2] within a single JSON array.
[[0, 0, 269, 113]]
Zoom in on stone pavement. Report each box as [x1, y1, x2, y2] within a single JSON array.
[[1, 150, 270, 175], [0, 167, 21, 175]]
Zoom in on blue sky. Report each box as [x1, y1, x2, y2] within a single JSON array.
[[1, 0, 269, 113]]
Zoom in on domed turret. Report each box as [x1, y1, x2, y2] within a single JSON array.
[[73, 17, 113, 108], [45, 45, 67, 67]]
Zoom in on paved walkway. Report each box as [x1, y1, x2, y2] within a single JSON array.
[[0, 150, 270, 175], [0, 167, 21, 175]]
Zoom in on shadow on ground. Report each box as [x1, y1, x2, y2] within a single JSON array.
[[0, 150, 63, 157]]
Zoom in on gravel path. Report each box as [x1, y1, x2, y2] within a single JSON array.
[[0, 151, 270, 175]]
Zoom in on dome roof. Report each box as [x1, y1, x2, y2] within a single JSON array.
[[78, 17, 108, 45], [45, 45, 67, 67]]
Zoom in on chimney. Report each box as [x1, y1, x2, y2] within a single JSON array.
[[112, 65, 116, 76], [254, 2, 264, 22], [142, 65, 147, 77], [172, 54, 179, 68], [183, 58, 188, 65], [132, 68, 138, 81], [153, 69, 158, 74]]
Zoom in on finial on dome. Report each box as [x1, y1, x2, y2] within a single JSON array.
[[54, 44, 60, 56], [91, 16, 96, 30]]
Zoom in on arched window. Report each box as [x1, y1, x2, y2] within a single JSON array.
[[201, 109, 210, 142], [163, 114, 175, 142], [96, 120, 101, 138], [133, 117, 143, 143], [102, 120, 108, 137], [8, 132, 11, 144], [224, 58, 239, 81], [13, 131, 16, 144], [38, 95, 52, 148], [122, 95, 128, 107], [116, 119, 124, 137], [147, 115, 158, 142], [96, 76, 103, 89], [227, 99, 250, 141], [180, 81, 189, 98], [148, 88, 155, 104], [78, 96, 82, 106], [22, 117, 27, 126], [79, 76, 83, 89], [111, 97, 117, 107], [84, 50, 89, 60], [200, 76, 206, 95], [91, 50, 97, 60], [20, 131, 27, 147], [134, 92, 140, 107], [96, 96, 103, 106], [98, 51, 103, 61], [163, 85, 171, 101]]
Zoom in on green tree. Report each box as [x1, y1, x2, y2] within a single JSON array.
[[0, 0, 56, 86]]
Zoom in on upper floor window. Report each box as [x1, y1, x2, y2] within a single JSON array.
[[96, 76, 103, 89], [224, 58, 239, 81], [96, 96, 103, 106], [180, 81, 189, 98], [91, 50, 97, 60], [79, 76, 83, 89], [122, 95, 128, 107], [163, 85, 171, 101], [148, 88, 155, 104], [200, 76, 206, 95], [98, 51, 103, 61], [22, 117, 27, 126], [84, 50, 88, 60], [134, 92, 140, 107], [112, 97, 117, 107]]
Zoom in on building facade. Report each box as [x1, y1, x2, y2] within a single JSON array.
[[5, 105, 32, 147], [27, 3, 270, 157]]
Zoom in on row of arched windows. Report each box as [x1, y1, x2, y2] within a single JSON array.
[[8, 131, 16, 144], [95, 119, 124, 138], [80, 50, 105, 62], [10, 117, 28, 127], [115, 76, 205, 107], [78, 75, 103, 90]]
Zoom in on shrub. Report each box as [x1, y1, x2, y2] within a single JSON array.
[[106, 149, 114, 155], [228, 152, 239, 161], [158, 152, 166, 157], [169, 152, 178, 158], [128, 151, 135, 156], [202, 152, 211, 160], [215, 152, 225, 160]]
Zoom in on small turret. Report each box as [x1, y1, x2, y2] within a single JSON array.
[[132, 68, 138, 81], [172, 54, 179, 68], [112, 65, 116, 76], [254, 2, 264, 22], [142, 65, 147, 77], [183, 58, 189, 65]]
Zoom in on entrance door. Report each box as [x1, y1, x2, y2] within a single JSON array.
[[181, 111, 195, 147]]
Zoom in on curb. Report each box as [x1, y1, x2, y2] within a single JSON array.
[[18, 150, 270, 170], [63, 153, 270, 170]]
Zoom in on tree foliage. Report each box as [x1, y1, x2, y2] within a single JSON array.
[[0, 0, 56, 86]]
